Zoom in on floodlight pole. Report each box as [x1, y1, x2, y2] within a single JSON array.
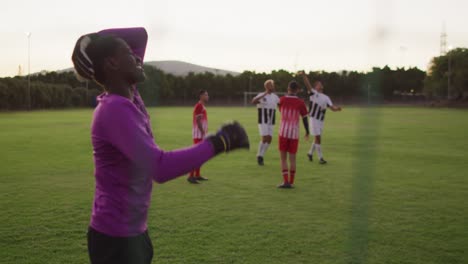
[[367, 84, 371, 105], [447, 52, 451, 100], [399, 46, 407, 69], [447, 46, 453, 100], [26, 32, 31, 110]]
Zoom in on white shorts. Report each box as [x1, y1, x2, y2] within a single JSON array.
[[310, 118, 324, 136], [258, 124, 274, 136]]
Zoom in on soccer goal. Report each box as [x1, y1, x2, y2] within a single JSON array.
[[243, 91, 288, 107]]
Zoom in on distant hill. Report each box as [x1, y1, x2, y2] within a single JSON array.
[[56, 60, 239, 77], [145, 60, 239, 76]]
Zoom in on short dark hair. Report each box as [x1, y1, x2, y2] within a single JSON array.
[[288, 80, 300, 91], [199, 90, 207, 97], [72, 34, 122, 85]]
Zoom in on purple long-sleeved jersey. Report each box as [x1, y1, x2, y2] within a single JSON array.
[[89, 28, 215, 237]]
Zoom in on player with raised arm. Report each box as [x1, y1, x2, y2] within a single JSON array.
[[251, 79, 280, 166], [277, 81, 310, 188], [298, 71, 342, 164], [188, 90, 209, 184], [72, 27, 249, 264]]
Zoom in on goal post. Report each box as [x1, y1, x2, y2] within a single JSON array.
[[243, 91, 288, 107]]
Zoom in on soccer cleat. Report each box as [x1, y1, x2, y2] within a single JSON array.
[[257, 156, 264, 166], [277, 182, 292, 189], [307, 153, 313, 162], [319, 158, 327, 164], [187, 177, 200, 184], [194, 176, 208, 181]]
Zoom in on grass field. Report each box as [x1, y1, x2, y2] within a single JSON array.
[[1, 106, 468, 264]]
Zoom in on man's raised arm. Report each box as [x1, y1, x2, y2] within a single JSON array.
[[297, 71, 316, 94]]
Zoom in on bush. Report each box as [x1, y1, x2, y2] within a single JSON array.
[[0, 78, 98, 110], [71, 87, 87, 107]]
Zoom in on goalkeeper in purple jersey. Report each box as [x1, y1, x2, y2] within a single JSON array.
[[72, 27, 249, 264]]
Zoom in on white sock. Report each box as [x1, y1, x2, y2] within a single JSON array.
[[308, 143, 316, 156], [316, 144, 323, 159], [257, 141, 263, 157], [262, 143, 270, 156], [258, 142, 269, 157]]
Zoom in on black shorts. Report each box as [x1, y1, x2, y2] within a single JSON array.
[[87, 227, 154, 264]]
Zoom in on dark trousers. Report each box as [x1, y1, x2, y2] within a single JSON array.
[[87, 227, 154, 264]]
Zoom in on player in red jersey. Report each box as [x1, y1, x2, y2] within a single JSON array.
[[188, 90, 209, 184], [277, 81, 310, 188]]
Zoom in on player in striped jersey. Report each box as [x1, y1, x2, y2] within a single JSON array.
[[277, 81, 310, 188], [298, 71, 342, 164], [251, 79, 280, 166], [188, 90, 209, 184]]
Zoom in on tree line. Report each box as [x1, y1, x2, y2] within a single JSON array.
[[425, 48, 468, 100], [4, 50, 468, 111]]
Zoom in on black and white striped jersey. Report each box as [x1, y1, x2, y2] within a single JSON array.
[[254, 92, 280, 125], [308, 90, 333, 122]]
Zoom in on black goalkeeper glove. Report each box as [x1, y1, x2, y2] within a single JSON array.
[[207, 121, 250, 154]]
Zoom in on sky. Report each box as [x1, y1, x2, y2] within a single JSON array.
[[1, 0, 468, 77]]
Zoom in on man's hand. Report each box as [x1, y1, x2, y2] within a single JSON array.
[[331, 106, 342, 112], [252, 92, 269, 104], [298, 71, 313, 92], [196, 116, 205, 136]]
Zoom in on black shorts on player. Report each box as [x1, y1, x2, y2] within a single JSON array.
[[87, 227, 153, 264]]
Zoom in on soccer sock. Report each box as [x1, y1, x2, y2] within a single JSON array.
[[262, 143, 270, 156], [289, 170, 296, 184], [196, 168, 201, 177], [316, 144, 323, 159], [308, 143, 316, 156], [282, 169, 289, 184], [189, 170, 194, 177], [257, 141, 263, 157], [258, 142, 270, 157]]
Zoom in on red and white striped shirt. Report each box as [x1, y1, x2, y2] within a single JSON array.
[[279, 95, 308, 139], [192, 102, 208, 139]]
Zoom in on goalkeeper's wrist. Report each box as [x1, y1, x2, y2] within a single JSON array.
[[206, 134, 227, 155]]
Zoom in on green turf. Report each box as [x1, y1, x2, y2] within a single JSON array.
[[0, 106, 467, 264]]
